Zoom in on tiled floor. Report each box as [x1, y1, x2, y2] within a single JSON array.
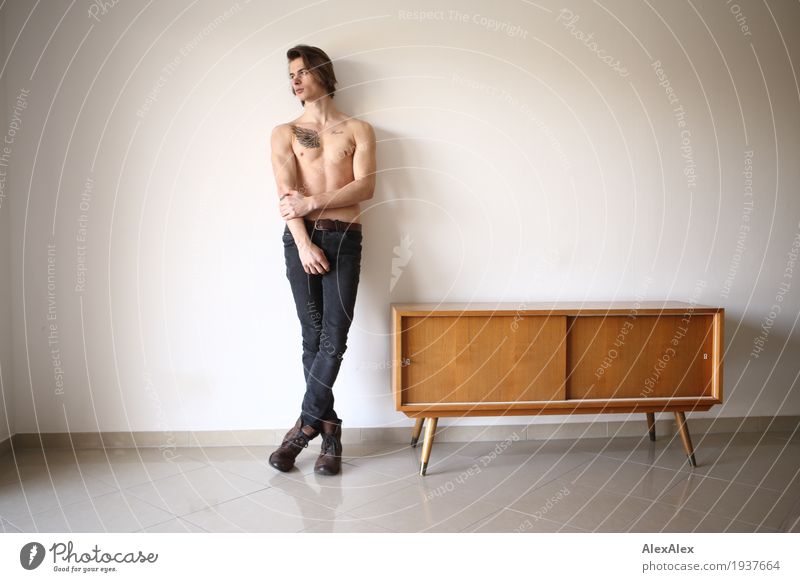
[[0, 429, 798, 533]]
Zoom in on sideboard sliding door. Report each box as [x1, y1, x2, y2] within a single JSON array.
[[400, 315, 566, 407]]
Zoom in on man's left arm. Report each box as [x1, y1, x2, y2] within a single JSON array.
[[309, 122, 376, 211]]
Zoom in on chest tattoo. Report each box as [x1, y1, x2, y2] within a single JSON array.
[[291, 124, 320, 148]]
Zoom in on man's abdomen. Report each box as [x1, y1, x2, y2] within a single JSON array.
[[306, 202, 361, 224], [298, 163, 361, 224]]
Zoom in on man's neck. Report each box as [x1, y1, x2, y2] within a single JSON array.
[[300, 95, 341, 127]]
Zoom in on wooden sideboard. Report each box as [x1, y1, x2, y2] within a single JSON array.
[[391, 302, 724, 475]]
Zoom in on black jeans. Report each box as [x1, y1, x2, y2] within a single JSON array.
[[283, 219, 362, 432]]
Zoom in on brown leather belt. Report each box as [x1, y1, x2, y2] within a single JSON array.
[[304, 218, 362, 232]]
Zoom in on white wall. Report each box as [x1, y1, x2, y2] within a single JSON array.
[[0, 5, 13, 444], [2, 0, 799, 437]]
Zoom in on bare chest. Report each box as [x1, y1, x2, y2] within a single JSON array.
[[290, 124, 356, 171]]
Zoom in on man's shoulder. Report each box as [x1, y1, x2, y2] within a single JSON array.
[[346, 117, 374, 131], [270, 123, 297, 155], [272, 121, 297, 135], [271, 122, 301, 149], [346, 118, 375, 142]]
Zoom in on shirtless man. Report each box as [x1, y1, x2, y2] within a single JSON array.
[[268, 45, 376, 475]]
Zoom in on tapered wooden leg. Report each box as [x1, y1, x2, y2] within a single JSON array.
[[410, 418, 424, 448], [419, 417, 438, 476], [646, 412, 656, 441], [674, 411, 696, 467]]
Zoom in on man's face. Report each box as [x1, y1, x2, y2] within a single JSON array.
[[288, 57, 320, 102]]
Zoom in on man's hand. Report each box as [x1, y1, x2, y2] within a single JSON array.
[[296, 240, 330, 274], [279, 189, 314, 220]]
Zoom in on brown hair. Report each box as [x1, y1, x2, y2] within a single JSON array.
[[286, 45, 337, 105]]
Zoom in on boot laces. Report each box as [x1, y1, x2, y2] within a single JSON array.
[[321, 432, 339, 455], [284, 434, 309, 449]]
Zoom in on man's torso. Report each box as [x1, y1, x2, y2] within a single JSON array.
[[287, 116, 361, 223]]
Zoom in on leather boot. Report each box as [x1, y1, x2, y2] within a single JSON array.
[[314, 419, 343, 475], [268, 416, 319, 472]]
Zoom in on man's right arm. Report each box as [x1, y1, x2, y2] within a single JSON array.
[[270, 124, 311, 248]]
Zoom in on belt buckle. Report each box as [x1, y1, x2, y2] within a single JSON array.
[[313, 219, 326, 231]]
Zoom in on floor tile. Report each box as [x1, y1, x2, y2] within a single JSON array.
[[462, 508, 586, 533], [7, 489, 174, 532], [187, 447, 319, 484], [299, 517, 394, 532], [694, 512, 778, 532], [181, 445, 271, 465], [136, 517, 208, 533], [656, 473, 800, 530], [0, 471, 117, 522], [624, 500, 770, 532], [509, 478, 652, 532], [0, 449, 86, 486], [586, 435, 699, 471], [346, 445, 477, 479], [346, 481, 500, 532], [421, 450, 595, 510], [266, 464, 418, 514], [80, 454, 208, 490], [2, 430, 797, 533], [184, 445, 336, 480], [1, 516, 21, 532], [123, 465, 267, 516], [0, 460, 84, 486], [1, 448, 206, 487], [181, 487, 346, 532], [558, 455, 690, 500], [676, 439, 800, 491]]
